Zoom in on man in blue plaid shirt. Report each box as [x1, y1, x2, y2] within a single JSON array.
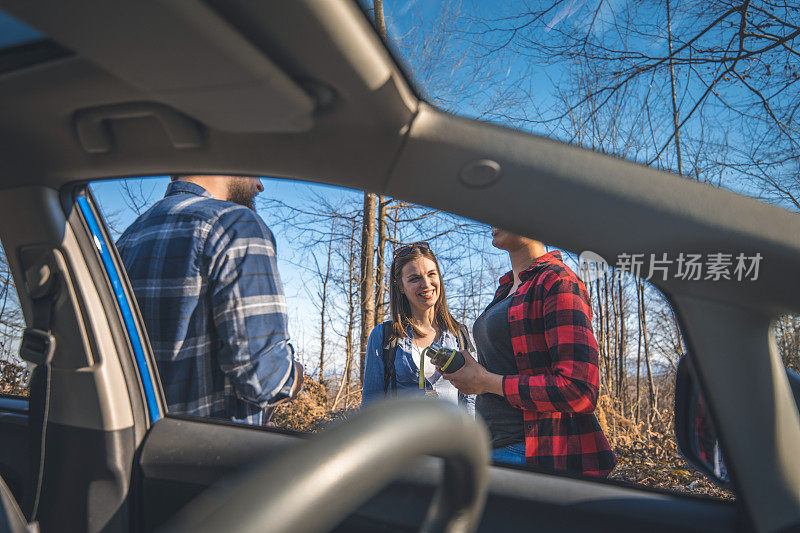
[[117, 175, 303, 425]]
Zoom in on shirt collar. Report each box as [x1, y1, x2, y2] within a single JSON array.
[[165, 180, 214, 199], [498, 250, 563, 286]]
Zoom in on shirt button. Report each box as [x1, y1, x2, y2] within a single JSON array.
[[526, 425, 533, 430]]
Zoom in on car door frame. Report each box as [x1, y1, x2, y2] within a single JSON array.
[[70, 176, 749, 532]]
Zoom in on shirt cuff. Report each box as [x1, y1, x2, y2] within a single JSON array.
[[268, 358, 296, 405], [502, 375, 522, 409]]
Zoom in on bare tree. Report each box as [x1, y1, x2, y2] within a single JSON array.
[[333, 216, 361, 409], [313, 228, 335, 384], [374, 196, 391, 326], [358, 193, 376, 385], [775, 314, 800, 371], [119, 178, 157, 216], [0, 247, 27, 396], [461, 0, 800, 205]]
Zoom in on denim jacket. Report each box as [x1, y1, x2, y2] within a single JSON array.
[[361, 322, 475, 413]]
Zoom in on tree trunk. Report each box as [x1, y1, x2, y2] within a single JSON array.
[[641, 283, 655, 410], [667, 0, 684, 177], [373, 0, 387, 39], [336, 223, 359, 410], [374, 196, 389, 326], [344, 318, 353, 403], [358, 193, 376, 385], [635, 280, 643, 423], [595, 276, 609, 389], [617, 274, 626, 409], [602, 272, 612, 389], [610, 273, 620, 397], [318, 233, 333, 384]]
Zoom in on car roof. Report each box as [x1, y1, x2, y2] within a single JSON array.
[[0, 1, 416, 190], [0, 0, 799, 315]]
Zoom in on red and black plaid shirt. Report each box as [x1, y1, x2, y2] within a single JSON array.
[[495, 251, 616, 477]]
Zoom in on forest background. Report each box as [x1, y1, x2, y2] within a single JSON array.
[[3, 0, 800, 499]]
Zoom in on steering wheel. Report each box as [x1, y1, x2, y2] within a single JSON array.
[[162, 400, 490, 533]]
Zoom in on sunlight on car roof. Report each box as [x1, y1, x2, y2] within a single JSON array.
[[0, 10, 43, 49]]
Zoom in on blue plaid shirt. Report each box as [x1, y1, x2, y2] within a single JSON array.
[[116, 181, 295, 425]]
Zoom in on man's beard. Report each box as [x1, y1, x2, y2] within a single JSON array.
[[227, 179, 257, 211]]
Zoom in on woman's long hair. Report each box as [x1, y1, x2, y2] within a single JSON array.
[[388, 244, 459, 340]]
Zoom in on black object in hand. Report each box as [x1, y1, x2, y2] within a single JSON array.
[[422, 344, 465, 374]]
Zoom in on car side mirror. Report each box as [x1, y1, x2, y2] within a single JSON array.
[[675, 355, 800, 487]]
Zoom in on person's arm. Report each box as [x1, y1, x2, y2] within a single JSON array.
[[206, 206, 298, 408], [501, 277, 600, 414], [361, 326, 385, 406]]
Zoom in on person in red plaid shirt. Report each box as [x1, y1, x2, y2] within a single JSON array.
[[441, 228, 616, 477]]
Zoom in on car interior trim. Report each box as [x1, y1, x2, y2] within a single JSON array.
[[75, 196, 161, 423], [0, 39, 71, 75], [1, 0, 315, 134]]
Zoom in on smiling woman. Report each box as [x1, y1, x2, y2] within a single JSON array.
[[361, 242, 474, 409]]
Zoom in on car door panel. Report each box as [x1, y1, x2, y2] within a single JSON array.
[[339, 469, 741, 533], [37, 423, 133, 533], [137, 416, 304, 531], [0, 397, 30, 517], [137, 415, 741, 532]]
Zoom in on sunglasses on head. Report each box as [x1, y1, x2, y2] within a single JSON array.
[[393, 241, 430, 258]]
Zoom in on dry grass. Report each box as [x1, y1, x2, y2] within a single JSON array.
[[0, 360, 28, 397], [597, 393, 733, 500], [271, 377, 361, 432]]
